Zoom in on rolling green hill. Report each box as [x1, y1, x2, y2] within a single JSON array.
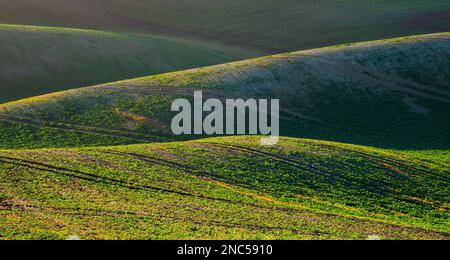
[[0, 33, 449, 240], [1, 0, 449, 52], [0, 24, 257, 103], [0, 33, 449, 150], [0, 136, 449, 239]]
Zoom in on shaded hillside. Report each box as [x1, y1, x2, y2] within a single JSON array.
[[1, 0, 449, 52], [0, 33, 448, 150], [0, 136, 449, 239], [0, 24, 256, 103]]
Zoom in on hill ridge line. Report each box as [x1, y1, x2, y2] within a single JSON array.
[[0, 31, 448, 107]]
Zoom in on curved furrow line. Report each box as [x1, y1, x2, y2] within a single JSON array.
[[0, 156, 252, 205], [91, 150, 442, 220], [0, 113, 163, 143], [303, 141, 450, 182], [0, 201, 305, 233], [101, 150, 228, 182], [308, 54, 450, 102], [205, 143, 450, 212], [0, 157, 188, 195], [0, 155, 290, 211], [270, 144, 449, 210], [277, 146, 450, 210], [0, 200, 213, 216], [205, 143, 450, 210], [203, 142, 397, 193], [99, 149, 395, 217], [98, 150, 299, 211], [2, 151, 446, 234], [3, 198, 448, 239], [101, 85, 227, 98]]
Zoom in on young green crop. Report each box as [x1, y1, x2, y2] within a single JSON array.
[[0, 136, 448, 240]]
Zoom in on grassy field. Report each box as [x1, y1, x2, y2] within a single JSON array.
[[0, 1, 449, 239], [1, 33, 449, 150], [0, 24, 257, 103], [0, 136, 448, 239], [1, 0, 449, 52]]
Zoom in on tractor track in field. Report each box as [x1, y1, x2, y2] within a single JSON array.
[[0, 199, 211, 215], [101, 86, 306, 123], [203, 142, 398, 195], [302, 152, 450, 210], [0, 149, 388, 218], [301, 141, 450, 209], [420, 160, 450, 170], [0, 155, 298, 212], [0, 113, 163, 143], [106, 146, 350, 186], [0, 156, 196, 196], [1, 81, 449, 150], [2, 108, 448, 151], [110, 55, 450, 104], [304, 53, 450, 103], [114, 142, 450, 213], [97, 149, 444, 215], [303, 141, 450, 183], [99, 149, 420, 216], [202, 142, 450, 210], [3, 200, 448, 239], [98, 150, 314, 213], [1, 152, 448, 237], [101, 150, 223, 179], [0, 155, 258, 206], [100, 85, 228, 99], [0, 200, 312, 233]]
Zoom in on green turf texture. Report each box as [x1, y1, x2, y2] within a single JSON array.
[[0, 136, 448, 239], [0, 27, 448, 240], [1, 33, 449, 150], [0, 24, 257, 103]]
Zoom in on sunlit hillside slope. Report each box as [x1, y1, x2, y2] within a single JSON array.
[[0, 33, 448, 150], [0, 24, 256, 102], [0, 136, 449, 239]]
